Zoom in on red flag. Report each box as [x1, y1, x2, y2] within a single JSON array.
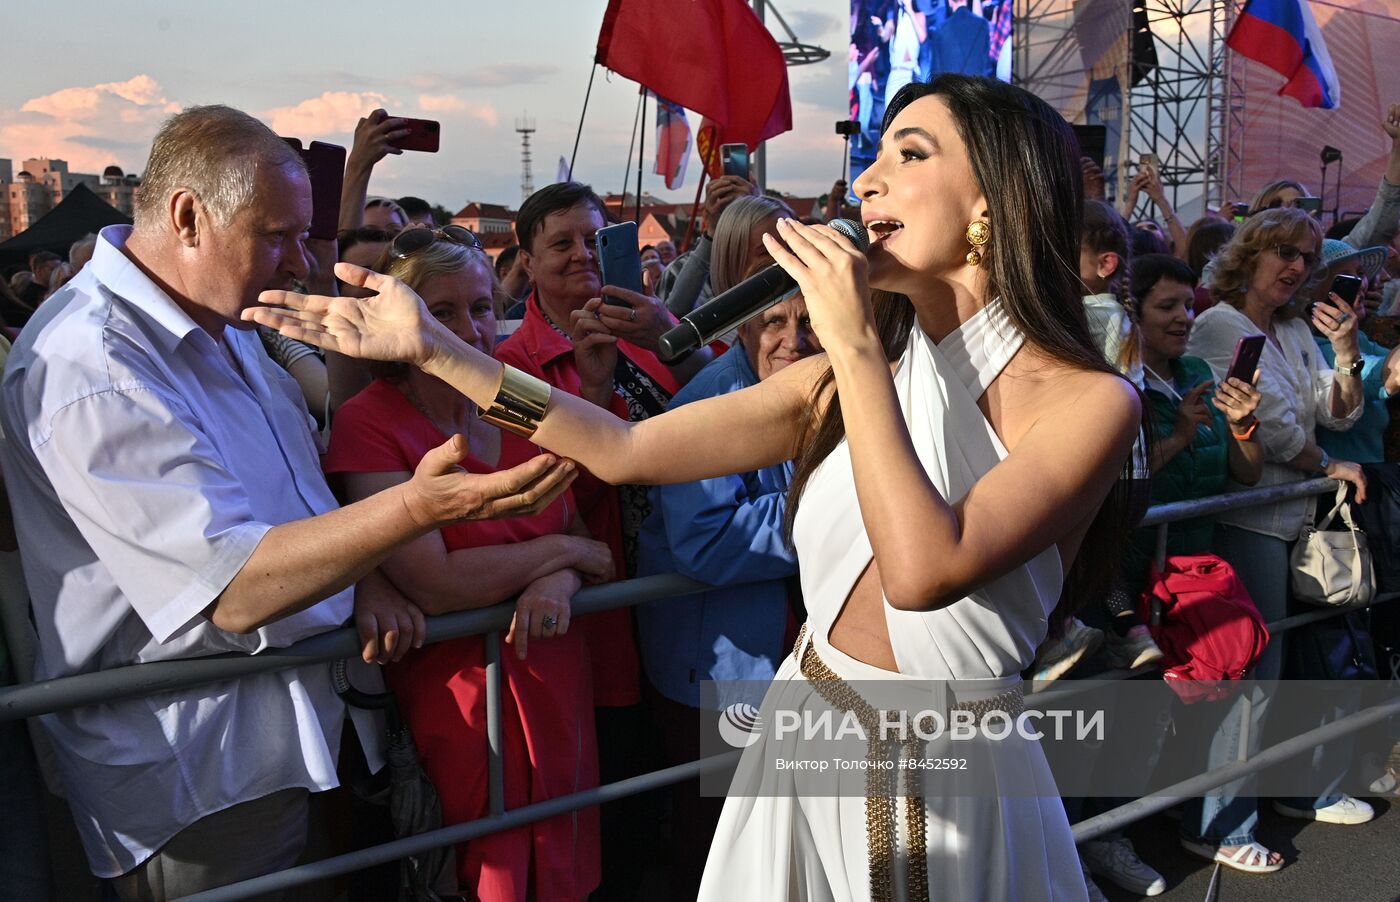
[[596, 0, 792, 149]]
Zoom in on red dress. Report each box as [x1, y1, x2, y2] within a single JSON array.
[[495, 292, 683, 707], [324, 379, 600, 901]]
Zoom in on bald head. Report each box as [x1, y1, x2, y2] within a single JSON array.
[[134, 105, 305, 233]]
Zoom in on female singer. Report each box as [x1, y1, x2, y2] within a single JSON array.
[[247, 75, 1140, 902]]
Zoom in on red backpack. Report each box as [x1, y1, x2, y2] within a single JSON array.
[[1137, 554, 1270, 704]]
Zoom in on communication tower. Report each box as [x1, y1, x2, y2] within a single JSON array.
[[516, 116, 536, 203]]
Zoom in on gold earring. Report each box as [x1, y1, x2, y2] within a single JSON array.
[[965, 220, 991, 267]]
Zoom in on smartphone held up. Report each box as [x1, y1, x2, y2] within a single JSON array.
[[281, 137, 345, 241], [720, 143, 750, 179], [390, 117, 441, 153], [597, 221, 644, 298]]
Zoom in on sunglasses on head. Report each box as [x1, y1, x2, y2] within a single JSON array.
[[391, 224, 482, 259], [1273, 243, 1318, 268]]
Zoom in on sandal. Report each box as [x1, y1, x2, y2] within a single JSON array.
[[1179, 837, 1284, 874]]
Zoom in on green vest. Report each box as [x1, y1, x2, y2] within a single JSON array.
[[1126, 355, 1231, 591]]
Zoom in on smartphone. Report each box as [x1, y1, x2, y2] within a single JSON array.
[[720, 143, 750, 179], [1225, 334, 1266, 385], [597, 221, 643, 298], [281, 138, 346, 241], [1329, 273, 1363, 307], [1295, 196, 1322, 216], [1230, 201, 1251, 222], [1139, 152, 1161, 172], [390, 117, 441, 153], [1070, 124, 1107, 169]]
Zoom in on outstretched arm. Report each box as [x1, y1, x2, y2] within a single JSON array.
[[210, 436, 576, 633], [246, 264, 815, 486]]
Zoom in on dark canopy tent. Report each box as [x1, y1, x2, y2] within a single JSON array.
[[0, 183, 130, 269]]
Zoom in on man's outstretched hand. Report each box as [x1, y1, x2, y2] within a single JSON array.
[[399, 435, 578, 528]]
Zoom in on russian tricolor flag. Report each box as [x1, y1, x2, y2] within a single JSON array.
[[652, 93, 692, 190], [1227, 0, 1341, 109]]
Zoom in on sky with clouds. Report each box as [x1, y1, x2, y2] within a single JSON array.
[[0, 1, 851, 212]]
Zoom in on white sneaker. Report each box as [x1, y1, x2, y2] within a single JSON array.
[[1079, 856, 1111, 902], [1081, 836, 1167, 895], [1273, 794, 1374, 825], [1368, 768, 1397, 795], [1099, 624, 1166, 671], [1031, 618, 1103, 687]]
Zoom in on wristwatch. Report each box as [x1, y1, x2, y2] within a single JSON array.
[[1319, 448, 1332, 474], [1336, 357, 1365, 377]]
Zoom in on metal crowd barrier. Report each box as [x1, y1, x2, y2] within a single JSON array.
[[2, 475, 1394, 901]]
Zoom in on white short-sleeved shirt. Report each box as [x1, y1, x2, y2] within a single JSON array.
[[0, 225, 357, 877], [1187, 302, 1362, 540]]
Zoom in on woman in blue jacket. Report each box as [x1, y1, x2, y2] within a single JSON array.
[[634, 195, 823, 896]]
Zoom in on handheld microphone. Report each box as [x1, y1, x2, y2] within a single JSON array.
[[657, 218, 869, 362]]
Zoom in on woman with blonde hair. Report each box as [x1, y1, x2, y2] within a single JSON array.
[[1247, 178, 1309, 216], [1181, 206, 1369, 874], [709, 196, 795, 291], [323, 225, 611, 900]]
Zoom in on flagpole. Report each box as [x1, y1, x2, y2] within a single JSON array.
[[682, 157, 712, 254], [568, 63, 599, 180], [636, 90, 647, 224], [620, 91, 644, 204], [753, 0, 768, 191]]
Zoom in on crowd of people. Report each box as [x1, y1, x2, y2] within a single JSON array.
[[0, 78, 1398, 902]]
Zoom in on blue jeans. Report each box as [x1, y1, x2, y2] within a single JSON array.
[[1182, 525, 1348, 846]]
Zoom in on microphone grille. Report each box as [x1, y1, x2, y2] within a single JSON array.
[[828, 218, 869, 253]]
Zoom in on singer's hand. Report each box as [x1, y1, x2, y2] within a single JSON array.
[[570, 298, 619, 409], [762, 218, 874, 353], [594, 285, 675, 352]]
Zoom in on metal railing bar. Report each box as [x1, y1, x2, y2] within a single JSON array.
[[1029, 592, 1400, 706], [1071, 695, 1400, 843], [484, 629, 504, 817], [0, 572, 713, 722], [174, 750, 741, 902], [1137, 476, 1335, 526]]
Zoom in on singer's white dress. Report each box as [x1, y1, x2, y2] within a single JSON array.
[[697, 299, 1088, 902]]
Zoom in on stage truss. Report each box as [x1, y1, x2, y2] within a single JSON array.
[[1014, 0, 1245, 220]]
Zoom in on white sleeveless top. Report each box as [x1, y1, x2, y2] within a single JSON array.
[[790, 298, 1063, 679]]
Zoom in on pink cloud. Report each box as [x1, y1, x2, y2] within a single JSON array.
[[0, 75, 180, 173], [416, 95, 499, 128], [417, 94, 466, 113], [264, 91, 391, 139]]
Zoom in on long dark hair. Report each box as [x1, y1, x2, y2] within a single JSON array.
[[784, 75, 1140, 621]]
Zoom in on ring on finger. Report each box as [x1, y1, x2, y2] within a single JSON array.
[[628, 308, 637, 323], [541, 615, 558, 630]]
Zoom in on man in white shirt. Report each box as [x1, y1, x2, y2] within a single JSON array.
[[0, 105, 572, 900]]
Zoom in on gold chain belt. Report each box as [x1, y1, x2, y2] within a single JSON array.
[[792, 624, 1024, 902]]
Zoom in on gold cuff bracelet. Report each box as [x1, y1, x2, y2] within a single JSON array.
[[479, 364, 552, 438]]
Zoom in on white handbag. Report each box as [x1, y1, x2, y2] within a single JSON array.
[[1290, 483, 1376, 607]]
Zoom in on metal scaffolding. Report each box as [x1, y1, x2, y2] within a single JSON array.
[[1014, 0, 1243, 220]]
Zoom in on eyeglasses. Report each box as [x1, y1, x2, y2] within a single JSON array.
[[390, 225, 483, 259], [1273, 244, 1318, 268]]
